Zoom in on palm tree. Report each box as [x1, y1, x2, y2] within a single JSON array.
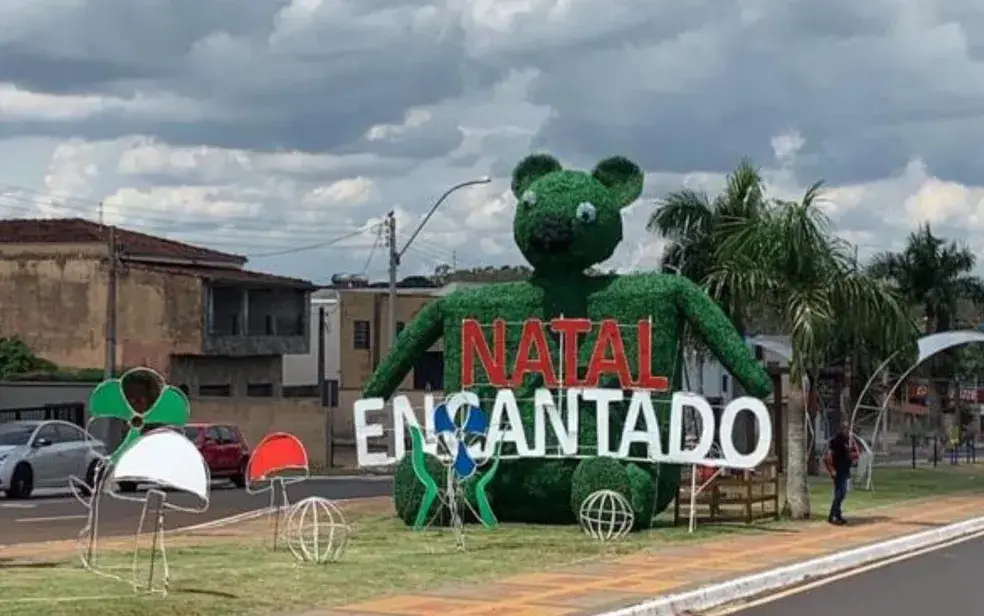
[[647, 158, 767, 328], [707, 184, 913, 519], [868, 224, 984, 433], [648, 159, 769, 399]]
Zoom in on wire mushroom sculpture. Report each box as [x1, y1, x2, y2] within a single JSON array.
[[245, 432, 311, 549], [106, 428, 211, 594], [69, 367, 196, 595]]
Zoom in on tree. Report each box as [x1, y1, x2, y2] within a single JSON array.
[[707, 183, 913, 519], [868, 224, 984, 431], [648, 159, 770, 395], [647, 158, 767, 329]]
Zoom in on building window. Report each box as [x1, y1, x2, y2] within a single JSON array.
[[353, 320, 371, 350], [283, 384, 320, 398], [209, 286, 244, 335], [199, 384, 232, 397], [413, 351, 444, 390], [247, 383, 274, 397]]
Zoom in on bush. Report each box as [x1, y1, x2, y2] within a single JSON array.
[[570, 456, 632, 519], [392, 454, 494, 527]]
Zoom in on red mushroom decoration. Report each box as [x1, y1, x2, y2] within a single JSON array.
[[246, 432, 310, 492]]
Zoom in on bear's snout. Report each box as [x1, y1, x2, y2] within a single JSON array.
[[530, 213, 574, 254]]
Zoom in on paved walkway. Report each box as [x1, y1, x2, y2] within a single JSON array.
[[328, 494, 984, 616]]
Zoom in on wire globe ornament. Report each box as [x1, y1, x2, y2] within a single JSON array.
[[578, 489, 634, 543], [284, 496, 351, 564]]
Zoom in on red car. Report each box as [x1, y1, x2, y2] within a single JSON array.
[[119, 422, 250, 492]]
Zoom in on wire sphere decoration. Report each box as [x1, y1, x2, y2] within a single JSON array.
[[284, 496, 351, 564], [578, 489, 634, 543]]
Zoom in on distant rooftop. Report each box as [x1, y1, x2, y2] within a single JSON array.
[[0, 217, 245, 265], [0, 217, 315, 289]]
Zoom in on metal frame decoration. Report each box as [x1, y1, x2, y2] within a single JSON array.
[[284, 496, 351, 564], [70, 367, 204, 596], [578, 489, 634, 542], [848, 330, 984, 489], [245, 432, 311, 549]]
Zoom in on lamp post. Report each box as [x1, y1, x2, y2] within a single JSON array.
[[384, 176, 491, 453]]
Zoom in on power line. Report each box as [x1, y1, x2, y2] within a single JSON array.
[[0, 199, 378, 251], [0, 188, 369, 233], [246, 225, 380, 258], [360, 226, 384, 275]]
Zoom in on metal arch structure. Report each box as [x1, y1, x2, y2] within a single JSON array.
[[848, 330, 984, 489], [746, 336, 875, 481]]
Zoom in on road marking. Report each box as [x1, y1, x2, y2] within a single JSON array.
[[704, 528, 984, 615], [14, 514, 88, 523], [307, 475, 392, 482], [0, 503, 36, 509]]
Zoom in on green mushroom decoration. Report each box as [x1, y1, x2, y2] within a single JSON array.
[[88, 367, 191, 464], [364, 153, 773, 530]]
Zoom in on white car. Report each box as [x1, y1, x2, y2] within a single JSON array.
[[0, 420, 108, 499]]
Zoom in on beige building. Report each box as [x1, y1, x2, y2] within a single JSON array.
[[0, 217, 314, 397]]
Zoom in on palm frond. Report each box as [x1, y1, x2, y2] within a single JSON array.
[[647, 189, 713, 240]]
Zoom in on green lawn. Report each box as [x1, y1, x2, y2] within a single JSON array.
[[0, 465, 980, 616]]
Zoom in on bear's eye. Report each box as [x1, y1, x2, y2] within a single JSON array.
[[520, 189, 537, 208], [576, 202, 597, 223]]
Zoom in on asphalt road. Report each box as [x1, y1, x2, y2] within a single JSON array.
[[723, 534, 984, 616], [0, 477, 392, 546]]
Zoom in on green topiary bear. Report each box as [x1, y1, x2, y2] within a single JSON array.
[[367, 153, 772, 529]]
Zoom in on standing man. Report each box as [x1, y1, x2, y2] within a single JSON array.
[[823, 420, 857, 525]]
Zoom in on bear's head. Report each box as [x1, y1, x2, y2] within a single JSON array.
[[511, 153, 644, 274]]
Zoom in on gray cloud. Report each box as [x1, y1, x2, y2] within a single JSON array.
[[4, 0, 984, 281]]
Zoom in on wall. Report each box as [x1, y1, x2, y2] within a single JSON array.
[[118, 265, 204, 374], [0, 382, 95, 410], [203, 284, 309, 356], [170, 354, 283, 398], [0, 244, 109, 369], [336, 290, 442, 390], [192, 397, 328, 467], [331, 388, 437, 441], [282, 299, 341, 388], [0, 247, 209, 374]]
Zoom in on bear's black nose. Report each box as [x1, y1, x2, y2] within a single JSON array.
[[530, 213, 574, 253]]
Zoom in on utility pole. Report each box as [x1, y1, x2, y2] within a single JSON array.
[[381, 177, 490, 458], [386, 211, 398, 354], [318, 306, 333, 470], [104, 225, 121, 452], [385, 211, 399, 457], [98, 201, 104, 226], [104, 225, 118, 379]]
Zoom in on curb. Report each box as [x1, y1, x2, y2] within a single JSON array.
[[597, 515, 984, 616]]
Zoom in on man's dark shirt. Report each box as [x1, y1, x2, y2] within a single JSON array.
[[829, 433, 853, 477]]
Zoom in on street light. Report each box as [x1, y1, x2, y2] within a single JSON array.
[[383, 176, 490, 454]]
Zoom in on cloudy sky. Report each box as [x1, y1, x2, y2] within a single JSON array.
[[2, 0, 984, 284]]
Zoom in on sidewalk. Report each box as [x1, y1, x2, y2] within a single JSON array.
[[327, 494, 984, 616]]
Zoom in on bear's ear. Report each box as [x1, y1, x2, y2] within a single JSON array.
[[592, 156, 644, 208], [511, 153, 562, 199]]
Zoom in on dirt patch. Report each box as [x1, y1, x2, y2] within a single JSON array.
[[0, 496, 393, 562]]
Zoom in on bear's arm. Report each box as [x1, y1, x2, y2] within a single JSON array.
[[363, 299, 445, 400], [673, 277, 773, 398]]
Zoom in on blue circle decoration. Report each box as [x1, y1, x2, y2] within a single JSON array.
[[433, 401, 488, 479]]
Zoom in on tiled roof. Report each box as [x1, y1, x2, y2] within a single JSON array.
[[0, 217, 245, 264], [132, 263, 315, 289]]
